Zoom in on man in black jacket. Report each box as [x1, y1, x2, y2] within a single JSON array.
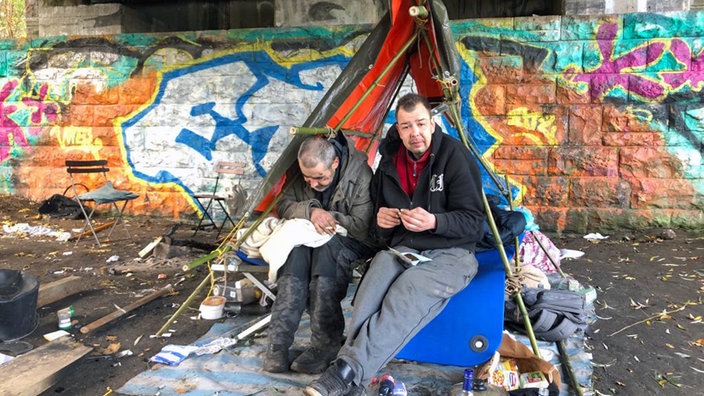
[[305, 93, 486, 396]]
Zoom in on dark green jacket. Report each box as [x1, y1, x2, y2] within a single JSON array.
[[277, 136, 375, 247]]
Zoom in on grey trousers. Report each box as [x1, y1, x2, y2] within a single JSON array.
[[338, 246, 478, 386]]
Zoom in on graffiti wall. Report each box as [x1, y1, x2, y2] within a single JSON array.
[[1, 13, 703, 233]]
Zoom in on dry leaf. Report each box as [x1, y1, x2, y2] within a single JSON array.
[[96, 342, 121, 355]]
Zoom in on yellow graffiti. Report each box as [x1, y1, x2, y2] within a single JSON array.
[[145, 48, 195, 69], [50, 126, 103, 158], [506, 107, 558, 145]]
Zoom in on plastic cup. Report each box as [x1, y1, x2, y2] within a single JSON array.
[[199, 296, 226, 320]]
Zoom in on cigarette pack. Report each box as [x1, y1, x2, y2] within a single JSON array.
[[389, 247, 431, 268], [519, 371, 549, 389]]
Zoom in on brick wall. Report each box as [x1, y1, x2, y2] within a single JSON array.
[[2, 12, 704, 233], [564, 0, 691, 14]]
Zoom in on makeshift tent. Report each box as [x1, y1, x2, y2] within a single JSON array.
[[161, 0, 542, 366], [178, 0, 506, 273]]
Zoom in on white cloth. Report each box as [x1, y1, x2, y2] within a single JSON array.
[[236, 217, 281, 259], [236, 217, 347, 283]]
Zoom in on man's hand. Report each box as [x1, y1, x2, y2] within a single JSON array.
[[377, 207, 401, 229], [310, 208, 337, 235], [399, 207, 436, 232]]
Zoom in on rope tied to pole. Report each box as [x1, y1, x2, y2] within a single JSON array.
[[504, 267, 523, 297]]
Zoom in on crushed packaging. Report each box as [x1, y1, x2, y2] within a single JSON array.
[[519, 371, 549, 389]]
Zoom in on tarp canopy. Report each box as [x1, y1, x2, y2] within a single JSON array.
[[248, 0, 463, 216]]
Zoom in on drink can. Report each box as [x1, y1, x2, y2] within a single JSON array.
[[462, 368, 474, 392]]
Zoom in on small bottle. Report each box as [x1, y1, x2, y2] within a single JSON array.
[[392, 380, 407, 396], [377, 373, 395, 396], [57, 305, 74, 330], [458, 368, 474, 396]]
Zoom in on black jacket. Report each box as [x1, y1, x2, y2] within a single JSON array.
[[371, 124, 485, 251]]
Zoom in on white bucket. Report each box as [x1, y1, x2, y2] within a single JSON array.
[[199, 296, 226, 320]]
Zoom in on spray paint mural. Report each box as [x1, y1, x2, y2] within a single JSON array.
[[2, 13, 704, 232]]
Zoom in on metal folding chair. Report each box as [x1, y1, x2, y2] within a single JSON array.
[[191, 161, 245, 238], [65, 160, 139, 246]]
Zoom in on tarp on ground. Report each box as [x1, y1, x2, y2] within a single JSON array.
[[118, 283, 593, 396]]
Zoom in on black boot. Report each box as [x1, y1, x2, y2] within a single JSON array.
[[262, 275, 307, 373], [291, 276, 347, 374], [304, 359, 356, 396], [262, 344, 289, 373]]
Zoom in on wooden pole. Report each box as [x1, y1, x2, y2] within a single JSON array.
[[155, 276, 210, 336], [482, 191, 542, 358], [68, 220, 116, 241], [80, 284, 173, 334]]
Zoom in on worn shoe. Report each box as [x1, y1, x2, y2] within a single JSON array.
[[262, 344, 289, 373], [290, 344, 341, 374], [304, 359, 355, 396], [345, 384, 366, 396]]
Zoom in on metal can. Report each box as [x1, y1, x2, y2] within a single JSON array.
[[461, 368, 474, 395]]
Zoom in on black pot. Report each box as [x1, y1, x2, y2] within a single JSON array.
[[0, 270, 39, 341]]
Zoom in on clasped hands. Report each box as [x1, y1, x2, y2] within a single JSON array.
[[377, 206, 436, 232], [310, 208, 338, 235]]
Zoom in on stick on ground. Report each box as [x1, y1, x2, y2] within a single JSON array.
[[80, 284, 174, 334]]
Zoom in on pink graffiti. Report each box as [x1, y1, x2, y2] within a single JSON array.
[[573, 23, 667, 100], [661, 38, 704, 90], [0, 80, 27, 162]]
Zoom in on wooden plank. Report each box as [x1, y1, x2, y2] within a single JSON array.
[[37, 276, 88, 308], [68, 220, 116, 241], [138, 236, 163, 258], [0, 336, 92, 396]]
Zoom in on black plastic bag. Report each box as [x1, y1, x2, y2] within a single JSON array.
[[38, 194, 84, 219]]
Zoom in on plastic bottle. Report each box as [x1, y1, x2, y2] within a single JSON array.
[[391, 380, 407, 396], [456, 368, 474, 396], [377, 373, 395, 396], [57, 305, 74, 330]]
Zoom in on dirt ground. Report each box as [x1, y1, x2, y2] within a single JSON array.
[[0, 194, 222, 396], [0, 194, 703, 396]]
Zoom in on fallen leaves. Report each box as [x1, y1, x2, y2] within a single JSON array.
[[609, 301, 698, 337], [654, 371, 682, 388], [629, 298, 650, 310]]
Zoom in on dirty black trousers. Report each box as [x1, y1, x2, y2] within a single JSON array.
[[268, 235, 375, 349]]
